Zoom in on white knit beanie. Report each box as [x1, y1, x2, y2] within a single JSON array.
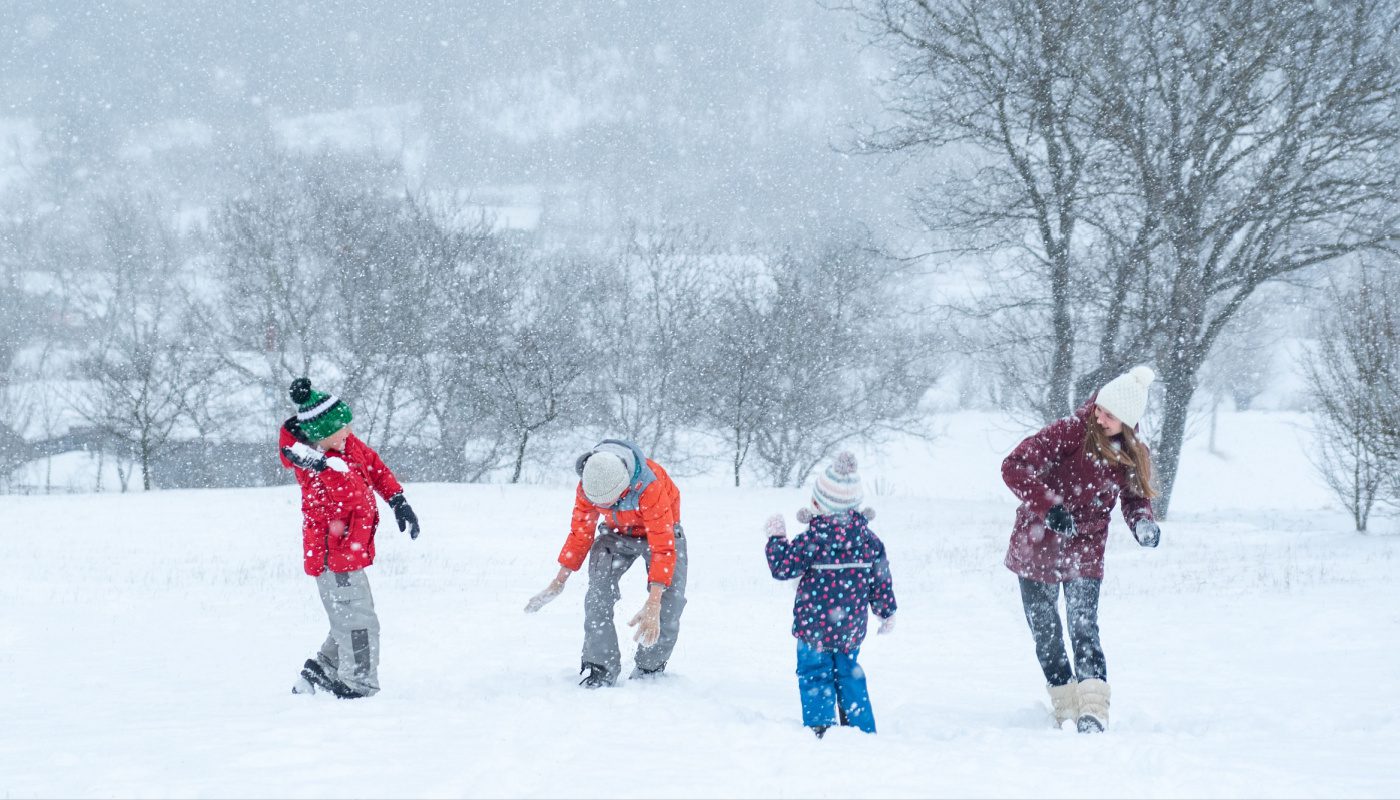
[[580, 445, 634, 506], [811, 451, 863, 515], [1095, 365, 1156, 428]]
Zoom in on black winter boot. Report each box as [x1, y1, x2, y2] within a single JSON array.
[[810, 725, 830, 739], [579, 662, 613, 689], [629, 662, 666, 680], [301, 659, 366, 699]]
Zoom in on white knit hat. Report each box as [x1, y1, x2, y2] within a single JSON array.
[[1095, 365, 1156, 428], [811, 451, 863, 515], [580, 445, 635, 506]]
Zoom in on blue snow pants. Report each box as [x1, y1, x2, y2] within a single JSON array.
[[796, 640, 876, 733]]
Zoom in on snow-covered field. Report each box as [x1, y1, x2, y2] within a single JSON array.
[[3, 409, 1398, 798]]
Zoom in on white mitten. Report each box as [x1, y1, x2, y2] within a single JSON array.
[[525, 578, 567, 613], [764, 514, 787, 538], [282, 442, 326, 472], [878, 614, 896, 635]]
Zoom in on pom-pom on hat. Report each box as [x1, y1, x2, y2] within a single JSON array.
[[1095, 365, 1156, 428], [290, 377, 353, 443], [810, 451, 864, 516]]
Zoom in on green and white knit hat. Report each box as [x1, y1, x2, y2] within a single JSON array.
[[289, 377, 352, 442]]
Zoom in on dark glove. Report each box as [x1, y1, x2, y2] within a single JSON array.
[[281, 443, 326, 473], [389, 493, 419, 540], [1045, 504, 1076, 537], [1133, 519, 1160, 548]]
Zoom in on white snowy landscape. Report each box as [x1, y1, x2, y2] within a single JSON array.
[[4, 407, 1398, 799], [4, 1, 1400, 798]]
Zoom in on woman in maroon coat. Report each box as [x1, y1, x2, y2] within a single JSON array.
[[1001, 366, 1162, 733]]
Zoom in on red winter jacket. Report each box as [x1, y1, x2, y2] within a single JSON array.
[[1001, 400, 1155, 583], [278, 420, 404, 576]]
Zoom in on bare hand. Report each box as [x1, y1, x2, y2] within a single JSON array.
[[628, 597, 662, 647]]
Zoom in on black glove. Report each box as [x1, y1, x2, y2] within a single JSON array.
[[389, 493, 420, 540], [281, 443, 327, 473], [1133, 519, 1161, 548], [1045, 504, 1076, 537]]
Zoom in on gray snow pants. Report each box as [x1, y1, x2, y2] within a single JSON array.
[[313, 568, 381, 697], [582, 524, 688, 683]]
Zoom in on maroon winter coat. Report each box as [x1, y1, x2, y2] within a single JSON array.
[[1001, 400, 1155, 583], [278, 421, 404, 576]]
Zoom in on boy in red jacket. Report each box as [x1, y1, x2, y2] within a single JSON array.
[[279, 377, 420, 698]]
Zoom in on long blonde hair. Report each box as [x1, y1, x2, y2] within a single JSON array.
[[1084, 417, 1158, 499]]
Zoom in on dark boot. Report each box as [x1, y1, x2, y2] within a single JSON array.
[[810, 725, 829, 739], [301, 659, 366, 699], [629, 662, 666, 680], [579, 662, 613, 689]]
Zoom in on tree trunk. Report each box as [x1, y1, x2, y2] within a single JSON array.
[[140, 435, 153, 492], [1152, 360, 1199, 519], [441, 420, 468, 483], [732, 428, 742, 488], [1047, 240, 1075, 419], [510, 429, 530, 484], [1208, 393, 1220, 456]]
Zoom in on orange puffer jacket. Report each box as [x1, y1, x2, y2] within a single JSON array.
[[558, 457, 682, 586]]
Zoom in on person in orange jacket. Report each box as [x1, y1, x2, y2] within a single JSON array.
[[279, 377, 419, 698], [525, 439, 686, 688]]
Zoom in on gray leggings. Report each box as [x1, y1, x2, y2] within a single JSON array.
[[1018, 576, 1105, 687], [582, 525, 688, 682]]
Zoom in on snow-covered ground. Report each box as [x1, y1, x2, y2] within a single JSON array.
[[3, 409, 1398, 798]]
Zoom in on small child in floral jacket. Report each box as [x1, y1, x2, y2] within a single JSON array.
[[765, 452, 896, 737]]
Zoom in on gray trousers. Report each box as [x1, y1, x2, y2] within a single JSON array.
[[313, 568, 381, 696], [582, 525, 688, 682]]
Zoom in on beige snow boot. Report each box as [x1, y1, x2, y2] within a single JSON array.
[[1047, 682, 1080, 728], [1076, 678, 1110, 733]]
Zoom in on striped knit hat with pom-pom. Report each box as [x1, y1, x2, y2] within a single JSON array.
[[289, 377, 353, 442], [810, 451, 864, 515]]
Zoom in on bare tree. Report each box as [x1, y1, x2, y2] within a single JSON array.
[[854, 0, 1400, 516], [853, 0, 1115, 421], [396, 194, 519, 481], [210, 156, 329, 411], [1301, 263, 1399, 531], [297, 156, 419, 446], [486, 255, 596, 483], [0, 193, 79, 487], [1194, 295, 1280, 455], [586, 221, 717, 471], [692, 238, 938, 487], [1090, 0, 1400, 514], [72, 193, 217, 491], [207, 151, 412, 460], [694, 267, 775, 487], [751, 241, 938, 487]]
